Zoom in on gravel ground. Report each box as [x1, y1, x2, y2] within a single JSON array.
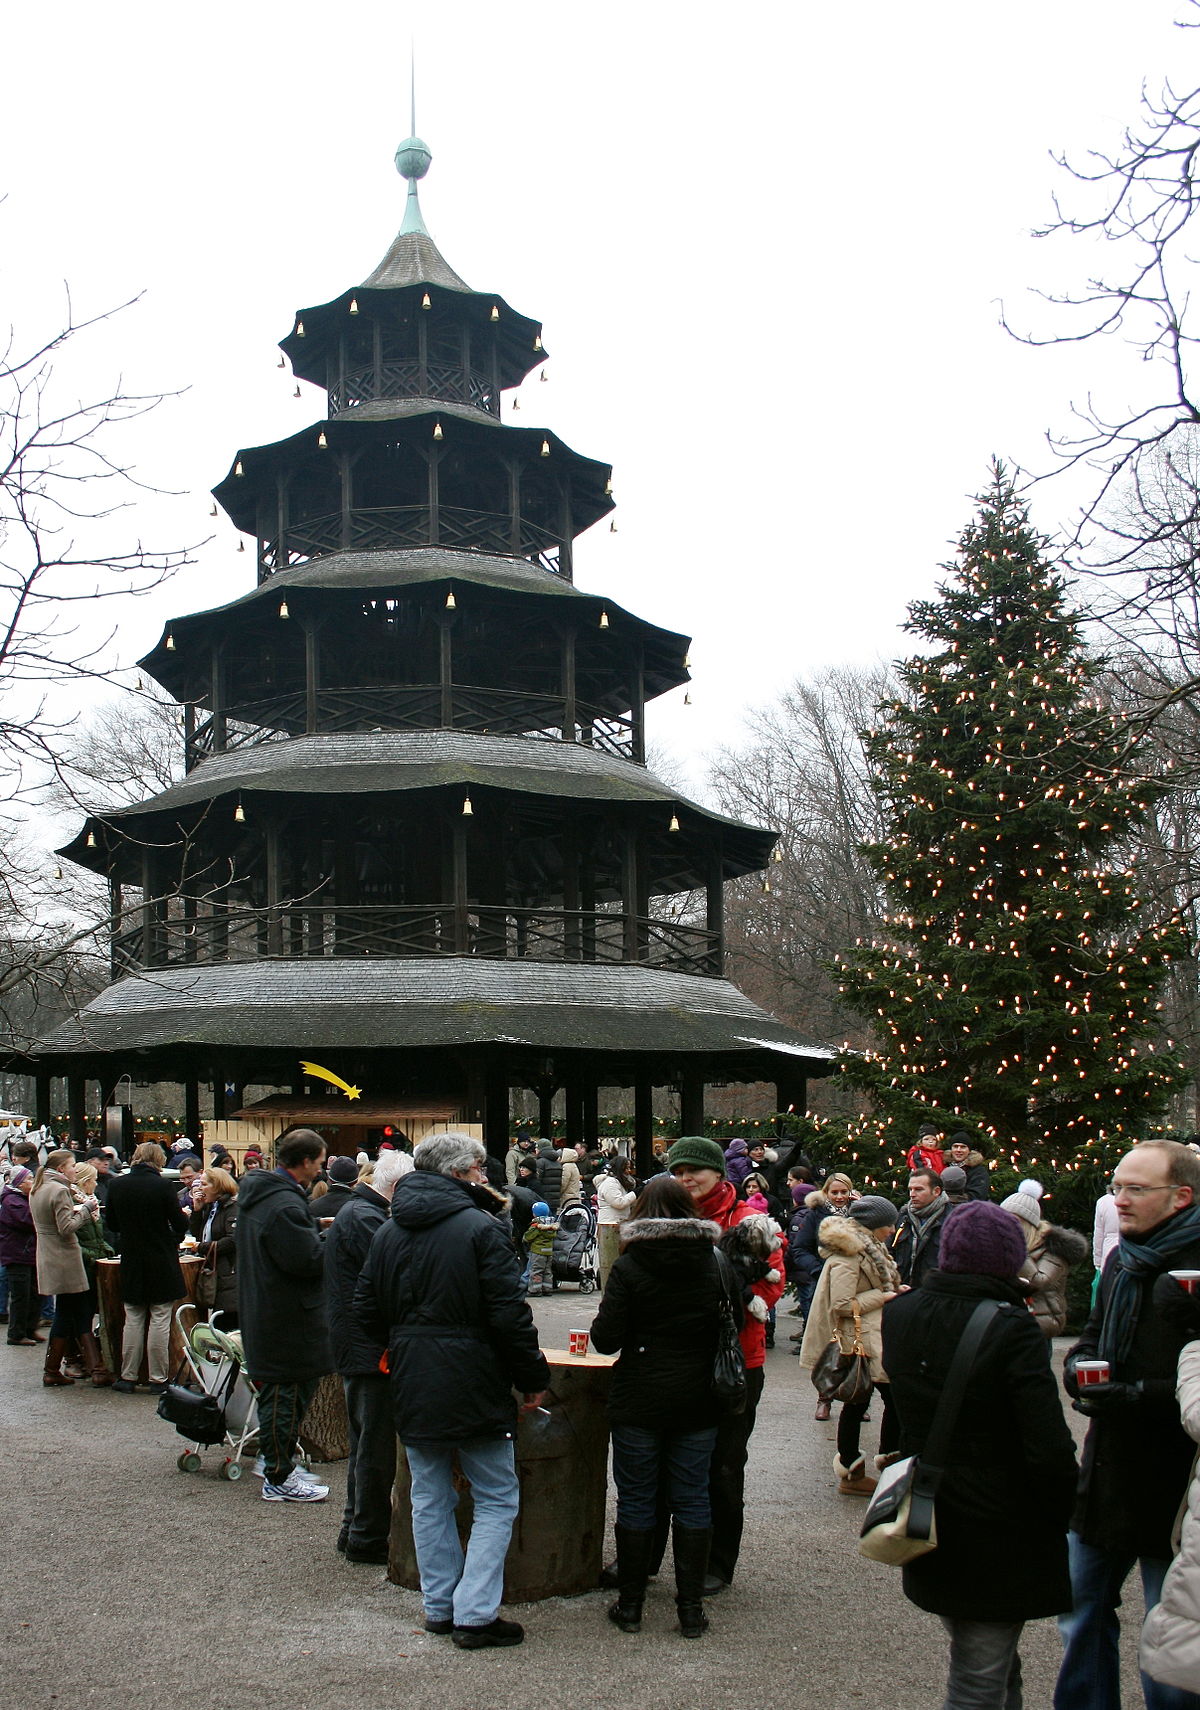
[[1, 1293, 1144, 1710]]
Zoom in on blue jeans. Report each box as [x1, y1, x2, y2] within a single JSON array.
[[610, 1424, 718, 1531], [940, 1618, 1024, 1709], [1055, 1532, 1200, 1710], [405, 1436, 520, 1628]]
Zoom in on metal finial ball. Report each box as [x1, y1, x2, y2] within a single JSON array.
[[395, 136, 432, 182]]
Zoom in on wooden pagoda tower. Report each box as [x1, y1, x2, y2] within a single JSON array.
[[28, 134, 835, 1164]]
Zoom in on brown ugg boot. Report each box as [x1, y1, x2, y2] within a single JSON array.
[[43, 1338, 76, 1387], [79, 1331, 114, 1386], [834, 1454, 878, 1497]]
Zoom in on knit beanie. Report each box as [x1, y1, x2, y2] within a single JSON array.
[[848, 1195, 899, 1230], [9, 1166, 31, 1188], [939, 1165, 968, 1192], [327, 1155, 359, 1184], [939, 1201, 1027, 1278], [666, 1136, 727, 1176], [1000, 1179, 1044, 1228]]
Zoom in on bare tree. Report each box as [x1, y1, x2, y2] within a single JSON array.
[[1, 293, 193, 803], [708, 665, 892, 1062]]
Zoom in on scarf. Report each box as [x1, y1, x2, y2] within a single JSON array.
[[696, 1178, 739, 1228], [1099, 1203, 1200, 1366]]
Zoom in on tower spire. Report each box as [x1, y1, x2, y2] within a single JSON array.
[[396, 57, 431, 238]]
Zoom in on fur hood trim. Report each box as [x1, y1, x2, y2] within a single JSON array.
[[620, 1216, 721, 1247], [803, 1190, 832, 1211], [1034, 1223, 1089, 1265], [817, 1215, 875, 1259]]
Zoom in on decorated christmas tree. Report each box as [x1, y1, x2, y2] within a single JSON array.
[[834, 464, 1188, 1179]]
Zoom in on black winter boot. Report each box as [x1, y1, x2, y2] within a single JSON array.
[[606, 1524, 655, 1633], [672, 1525, 712, 1638]]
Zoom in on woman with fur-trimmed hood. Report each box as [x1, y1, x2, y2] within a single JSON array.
[[799, 1196, 903, 1496], [590, 1175, 732, 1641], [1000, 1180, 1089, 1338]]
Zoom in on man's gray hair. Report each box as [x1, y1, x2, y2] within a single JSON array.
[[373, 1147, 415, 1198], [414, 1132, 487, 1177]]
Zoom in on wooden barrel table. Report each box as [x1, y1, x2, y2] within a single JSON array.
[[387, 1348, 615, 1602], [95, 1254, 203, 1380]]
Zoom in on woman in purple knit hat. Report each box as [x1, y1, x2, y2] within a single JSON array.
[[882, 1200, 1078, 1710]]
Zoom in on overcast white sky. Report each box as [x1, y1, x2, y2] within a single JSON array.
[[3, 0, 1193, 828]]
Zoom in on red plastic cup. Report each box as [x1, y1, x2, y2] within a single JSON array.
[[1169, 1270, 1200, 1295], [1075, 1359, 1110, 1386], [569, 1328, 589, 1357]]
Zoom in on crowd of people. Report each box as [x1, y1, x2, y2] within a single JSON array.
[[3, 1117, 1200, 1704]]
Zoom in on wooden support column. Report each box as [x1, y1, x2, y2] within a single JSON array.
[[537, 1078, 555, 1137], [621, 822, 639, 963], [67, 1074, 87, 1145], [265, 815, 283, 956], [559, 479, 574, 581], [183, 702, 196, 773], [305, 618, 321, 734], [418, 310, 429, 394], [679, 1073, 704, 1136], [338, 453, 353, 549], [212, 1078, 227, 1122], [630, 643, 645, 764], [274, 474, 289, 582], [439, 614, 454, 728], [560, 625, 577, 742], [427, 443, 440, 544], [141, 848, 160, 968], [34, 1070, 52, 1129], [452, 816, 470, 954], [507, 458, 522, 552], [564, 1071, 585, 1149], [706, 839, 725, 978], [109, 877, 123, 980], [211, 642, 227, 753], [484, 1067, 510, 1160], [563, 819, 581, 961], [775, 1076, 808, 1120], [184, 1078, 200, 1141], [581, 1076, 599, 1147], [372, 319, 383, 398], [634, 1077, 654, 1179]]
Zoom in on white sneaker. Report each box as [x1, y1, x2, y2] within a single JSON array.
[[262, 1469, 329, 1502], [253, 1456, 321, 1485]]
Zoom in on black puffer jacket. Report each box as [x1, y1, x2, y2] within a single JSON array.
[[883, 1270, 1078, 1623], [590, 1216, 727, 1431], [103, 1164, 190, 1305], [353, 1170, 548, 1445], [325, 1183, 391, 1376], [235, 1169, 332, 1383]]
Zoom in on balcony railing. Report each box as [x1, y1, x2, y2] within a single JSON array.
[[328, 362, 499, 418], [113, 904, 721, 979], [183, 685, 638, 767], [260, 505, 565, 578]]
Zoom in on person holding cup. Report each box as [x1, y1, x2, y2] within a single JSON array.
[[1057, 1140, 1200, 1710]]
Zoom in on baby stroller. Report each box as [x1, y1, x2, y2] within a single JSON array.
[[161, 1308, 260, 1479], [552, 1201, 599, 1292]]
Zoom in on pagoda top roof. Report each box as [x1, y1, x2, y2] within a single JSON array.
[[28, 958, 838, 1071], [361, 228, 472, 293]]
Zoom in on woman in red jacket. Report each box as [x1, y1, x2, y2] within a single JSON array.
[[668, 1136, 785, 1592]]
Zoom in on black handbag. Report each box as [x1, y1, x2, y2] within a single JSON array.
[[157, 1358, 238, 1447], [859, 1299, 1000, 1564], [811, 1300, 875, 1405], [712, 1250, 747, 1414]]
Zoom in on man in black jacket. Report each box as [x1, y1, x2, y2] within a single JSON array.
[[1056, 1139, 1200, 1710], [105, 1141, 189, 1393], [947, 1134, 990, 1201], [325, 1148, 411, 1562], [236, 1129, 333, 1504], [892, 1167, 952, 1288], [354, 1132, 549, 1650]]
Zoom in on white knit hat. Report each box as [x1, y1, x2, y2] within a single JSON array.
[[1001, 1178, 1044, 1227]]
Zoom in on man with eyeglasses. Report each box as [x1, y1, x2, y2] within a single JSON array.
[[1055, 1139, 1200, 1710]]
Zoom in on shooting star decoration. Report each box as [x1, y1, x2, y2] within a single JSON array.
[[299, 1061, 362, 1101]]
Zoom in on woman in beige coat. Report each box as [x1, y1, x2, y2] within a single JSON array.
[[1000, 1180, 1089, 1337], [1141, 1290, 1200, 1697], [29, 1149, 94, 1388], [800, 1195, 903, 1497]]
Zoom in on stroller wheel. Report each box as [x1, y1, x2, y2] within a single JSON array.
[[220, 1458, 243, 1481], [579, 1278, 596, 1294], [178, 1452, 203, 1473]]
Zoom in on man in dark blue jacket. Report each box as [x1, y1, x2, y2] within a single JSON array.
[[354, 1133, 548, 1650], [325, 1149, 411, 1562], [236, 1129, 332, 1504]]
